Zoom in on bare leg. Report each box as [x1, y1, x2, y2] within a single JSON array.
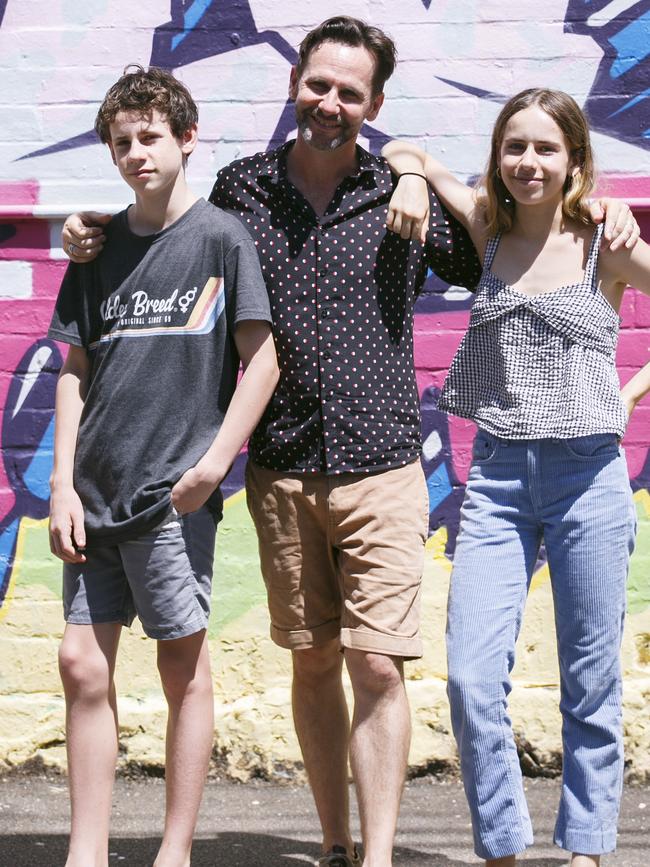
[[59, 622, 122, 867], [571, 856, 600, 867], [345, 650, 410, 867], [292, 640, 354, 854], [154, 629, 213, 867]]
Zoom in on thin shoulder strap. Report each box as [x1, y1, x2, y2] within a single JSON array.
[[583, 223, 605, 289], [483, 234, 501, 270]]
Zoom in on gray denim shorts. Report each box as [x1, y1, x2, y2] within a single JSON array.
[[63, 506, 217, 640]]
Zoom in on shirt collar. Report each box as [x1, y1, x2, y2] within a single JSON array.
[[257, 141, 384, 186]]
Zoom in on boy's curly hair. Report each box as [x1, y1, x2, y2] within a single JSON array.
[[95, 65, 198, 143]]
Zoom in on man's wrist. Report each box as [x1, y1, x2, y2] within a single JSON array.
[[398, 172, 427, 182]]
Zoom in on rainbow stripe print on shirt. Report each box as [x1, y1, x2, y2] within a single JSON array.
[[90, 276, 224, 349]]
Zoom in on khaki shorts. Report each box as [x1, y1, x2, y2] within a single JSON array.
[[245, 460, 429, 658]]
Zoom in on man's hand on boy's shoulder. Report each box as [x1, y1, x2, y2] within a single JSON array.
[[62, 211, 111, 263], [49, 485, 87, 563], [171, 464, 224, 516]]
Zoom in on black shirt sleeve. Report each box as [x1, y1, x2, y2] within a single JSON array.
[[223, 234, 272, 330], [208, 167, 231, 210], [47, 262, 102, 349], [424, 191, 481, 292]]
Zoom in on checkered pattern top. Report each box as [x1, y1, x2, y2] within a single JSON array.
[[438, 223, 628, 438]]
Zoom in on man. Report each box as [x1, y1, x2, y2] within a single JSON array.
[[209, 20, 479, 867], [62, 17, 639, 867]]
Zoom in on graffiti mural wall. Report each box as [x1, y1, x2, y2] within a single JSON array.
[[0, 0, 649, 777]]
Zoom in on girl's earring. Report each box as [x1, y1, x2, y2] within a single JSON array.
[[496, 167, 502, 179]]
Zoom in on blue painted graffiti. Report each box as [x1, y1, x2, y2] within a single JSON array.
[[0, 340, 62, 607], [565, 1, 650, 147], [436, 4, 650, 151]]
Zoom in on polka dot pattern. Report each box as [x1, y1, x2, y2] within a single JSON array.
[[210, 143, 481, 474]]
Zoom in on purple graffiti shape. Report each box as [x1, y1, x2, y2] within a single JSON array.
[[0, 339, 62, 608], [18, 1, 392, 160], [0, 224, 17, 245], [0, 0, 8, 28], [435, 3, 650, 152], [565, 1, 650, 150], [631, 445, 650, 494], [151, 0, 297, 68]]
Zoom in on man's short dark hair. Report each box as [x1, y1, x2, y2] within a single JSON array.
[[295, 16, 397, 95], [95, 65, 198, 143]]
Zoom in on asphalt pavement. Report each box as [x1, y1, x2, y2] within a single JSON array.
[[0, 775, 648, 866]]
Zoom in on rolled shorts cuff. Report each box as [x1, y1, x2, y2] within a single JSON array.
[[475, 826, 534, 861], [270, 618, 340, 650], [142, 613, 209, 641], [554, 826, 617, 855], [340, 627, 423, 660]]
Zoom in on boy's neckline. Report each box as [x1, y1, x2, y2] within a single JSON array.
[[123, 197, 204, 239]]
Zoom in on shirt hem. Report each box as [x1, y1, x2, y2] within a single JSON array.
[[438, 405, 626, 440], [83, 500, 172, 547], [47, 328, 84, 347], [248, 452, 422, 476]]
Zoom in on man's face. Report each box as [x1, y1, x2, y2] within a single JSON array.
[[289, 41, 384, 152]]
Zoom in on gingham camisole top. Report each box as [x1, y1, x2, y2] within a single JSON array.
[[437, 223, 628, 439]]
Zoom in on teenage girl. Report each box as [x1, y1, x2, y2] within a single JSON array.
[[383, 88, 650, 867]]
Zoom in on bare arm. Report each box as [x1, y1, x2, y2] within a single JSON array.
[[62, 211, 112, 263], [382, 140, 486, 255], [49, 345, 90, 562], [171, 321, 279, 514], [601, 235, 650, 299], [621, 362, 650, 418], [382, 142, 639, 253], [600, 237, 650, 418]]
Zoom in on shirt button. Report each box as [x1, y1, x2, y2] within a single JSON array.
[[321, 309, 330, 319], [322, 350, 331, 360], [323, 389, 334, 401], [318, 265, 328, 277]]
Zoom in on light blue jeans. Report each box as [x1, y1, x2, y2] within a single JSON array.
[[446, 431, 636, 860]]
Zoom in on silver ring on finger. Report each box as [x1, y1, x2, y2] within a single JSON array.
[[67, 242, 77, 255]]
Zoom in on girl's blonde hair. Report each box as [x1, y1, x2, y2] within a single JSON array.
[[479, 88, 595, 235]]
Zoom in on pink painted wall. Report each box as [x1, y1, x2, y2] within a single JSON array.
[[0, 0, 649, 613]]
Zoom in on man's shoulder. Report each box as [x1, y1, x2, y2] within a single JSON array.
[[216, 145, 283, 186]]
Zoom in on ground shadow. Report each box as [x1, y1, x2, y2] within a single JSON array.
[[0, 832, 571, 867]]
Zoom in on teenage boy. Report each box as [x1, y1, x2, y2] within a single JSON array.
[[48, 66, 278, 867]]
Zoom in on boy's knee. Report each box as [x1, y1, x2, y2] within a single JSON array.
[[58, 642, 111, 699], [157, 633, 211, 703]]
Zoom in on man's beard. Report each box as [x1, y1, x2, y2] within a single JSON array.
[[296, 107, 354, 152]]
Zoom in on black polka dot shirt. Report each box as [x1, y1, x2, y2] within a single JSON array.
[[209, 143, 480, 475]]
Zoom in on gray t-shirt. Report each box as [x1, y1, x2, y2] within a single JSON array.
[[48, 198, 272, 545]]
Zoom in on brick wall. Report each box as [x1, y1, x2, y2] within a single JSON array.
[[0, 1, 649, 778]]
